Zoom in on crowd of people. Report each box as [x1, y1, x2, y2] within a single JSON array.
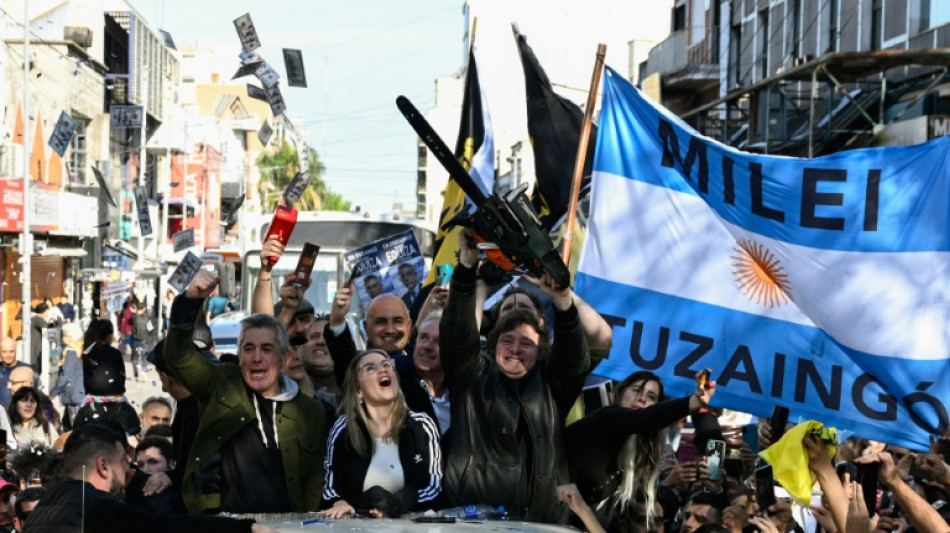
[[0, 228, 945, 533]]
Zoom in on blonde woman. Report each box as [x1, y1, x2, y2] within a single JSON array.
[[322, 349, 441, 518], [564, 371, 716, 531], [50, 323, 85, 430]]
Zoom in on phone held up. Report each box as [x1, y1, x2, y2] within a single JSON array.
[[706, 439, 727, 481]]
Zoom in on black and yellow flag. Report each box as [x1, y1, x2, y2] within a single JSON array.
[[514, 28, 597, 231], [424, 46, 495, 286]]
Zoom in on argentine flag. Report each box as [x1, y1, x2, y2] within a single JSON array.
[[575, 67, 950, 449]]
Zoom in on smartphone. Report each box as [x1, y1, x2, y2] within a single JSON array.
[[344, 262, 358, 289], [678, 442, 697, 464], [263, 205, 298, 266], [436, 263, 454, 287], [699, 368, 711, 388], [742, 423, 760, 454], [706, 439, 726, 481], [724, 458, 743, 479], [755, 464, 776, 513], [836, 462, 858, 482], [293, 243, 320, 287], [857, 462, 880, 516], [769, 405, 790, 444]]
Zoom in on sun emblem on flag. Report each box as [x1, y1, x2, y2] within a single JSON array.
[[731, 239, 791, 307]]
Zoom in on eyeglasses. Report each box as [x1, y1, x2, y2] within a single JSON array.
[[359, 359, 395, 375]]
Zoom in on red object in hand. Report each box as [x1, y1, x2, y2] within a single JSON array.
[[263, 205, 298, 266]]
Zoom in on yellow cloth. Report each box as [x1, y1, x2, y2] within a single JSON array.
[[759, 420, 837, 505]]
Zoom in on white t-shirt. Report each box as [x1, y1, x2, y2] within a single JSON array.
[[363, 437, 405, 493]]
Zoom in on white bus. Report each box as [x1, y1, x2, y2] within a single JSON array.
[[240, 211, 436, 315]]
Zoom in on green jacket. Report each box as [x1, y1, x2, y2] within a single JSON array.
[[164, 296, 328, 513]]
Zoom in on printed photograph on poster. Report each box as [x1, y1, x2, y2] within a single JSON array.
[[344, 229, 427, 308], [386, 257, 425, 308]]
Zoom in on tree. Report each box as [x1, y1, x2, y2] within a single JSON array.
[[255, 140, 351, 212]]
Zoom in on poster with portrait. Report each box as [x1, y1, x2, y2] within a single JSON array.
[[344, 230, 427, 308]]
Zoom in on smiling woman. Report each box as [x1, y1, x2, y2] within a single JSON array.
[[322, 349, 442, 519]]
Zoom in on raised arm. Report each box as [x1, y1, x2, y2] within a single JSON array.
[[440, 228, 487, 389], [325, 287, 356, 387], [163, 270, 221, 404], [251, 235, 284, 315], [857, 451, 950, 533], [572, 292, 613, 352]]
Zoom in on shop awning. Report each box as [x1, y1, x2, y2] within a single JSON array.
[[38, 247, 87, 258]]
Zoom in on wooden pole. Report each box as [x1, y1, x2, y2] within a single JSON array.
[[560, 43, 606, 268]]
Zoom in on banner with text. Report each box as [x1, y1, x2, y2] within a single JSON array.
[[344, 230, 427, 309], [576, 67, 950, 449]]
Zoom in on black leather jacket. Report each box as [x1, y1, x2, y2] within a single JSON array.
[[439, 263, 589, 524]]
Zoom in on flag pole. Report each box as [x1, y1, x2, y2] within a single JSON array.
[[560, 43, 606, 269]]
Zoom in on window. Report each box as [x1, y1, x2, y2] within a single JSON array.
[[871, 0, 882, 50], [789, 0, 803, 60], [828, 0, 839, 52], [68, 118, 89, 184], [673, 4, 687, 32], [731, 24, 742, 87], [759, 9, 770, 79]]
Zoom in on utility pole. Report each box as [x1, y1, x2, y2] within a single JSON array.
[[137, 68, 148, 265], [20, 0, 32, 363]]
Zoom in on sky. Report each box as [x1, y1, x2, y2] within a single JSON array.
[[128, 0, 464, 214]]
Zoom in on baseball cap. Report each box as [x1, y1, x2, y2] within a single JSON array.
[[0, 479, 18, 493]]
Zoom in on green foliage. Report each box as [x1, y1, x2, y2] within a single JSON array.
[[255, 140, 351, 212]]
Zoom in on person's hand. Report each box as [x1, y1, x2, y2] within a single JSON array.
[[855, 451, 899, 487], [557, 484, 591, 516], [185, 270, 220, 299], [321, 500, 355, 519], [804, 433, 833, 472], [748, 515, 781, 533], [662, 460, 698, 487], [739, 443, 758, 477], [810, 504, 836, 533], [723, 505, 749, 533], [260, 234, 284, 272], [278, 273, 308, 312], [660, 451, 678, 478], [847, 483, 877, 533], [521, 273, 572, 310], [457, 228, 479, 268], [763, 500, 793, 532], [872, 509, 907, 533], [894, 452, 915, 482], [690, 369, 716, 408], [251, 525, 279, 533], [142, 471, 172, 496], [758, 420, 773, 450], [698, 457, 724, 491], [417, 285, 448, 324], [915, 453, 950, 486], [329, 287, 352, 327]]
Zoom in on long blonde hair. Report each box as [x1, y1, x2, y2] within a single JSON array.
[[61, 323, 83, 365], [338, 349, 409, 457], [602, 373, 667, 528]]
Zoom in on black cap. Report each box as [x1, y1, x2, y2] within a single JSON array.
[[148, 338, 219, 374], [146, 339, 171, 374], [274, 298, 315, 318]]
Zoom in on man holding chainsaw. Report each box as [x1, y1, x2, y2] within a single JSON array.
[[438, 228, 589, 524]]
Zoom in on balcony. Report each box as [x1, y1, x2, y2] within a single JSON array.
[[644, 26, 720, 92]]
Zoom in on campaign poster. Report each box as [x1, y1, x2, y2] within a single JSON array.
[[344, 230, 427, 308]]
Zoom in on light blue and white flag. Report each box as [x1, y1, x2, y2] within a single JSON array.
[[576, 67, 950, 449]]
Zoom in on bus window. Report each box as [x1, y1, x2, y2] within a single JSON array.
[[244, 251, 344, 315]]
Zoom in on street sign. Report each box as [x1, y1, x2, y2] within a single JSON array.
[[110, 106, 143, 129], [48, 111, 79, 157], [133, 186, 152, 237]]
